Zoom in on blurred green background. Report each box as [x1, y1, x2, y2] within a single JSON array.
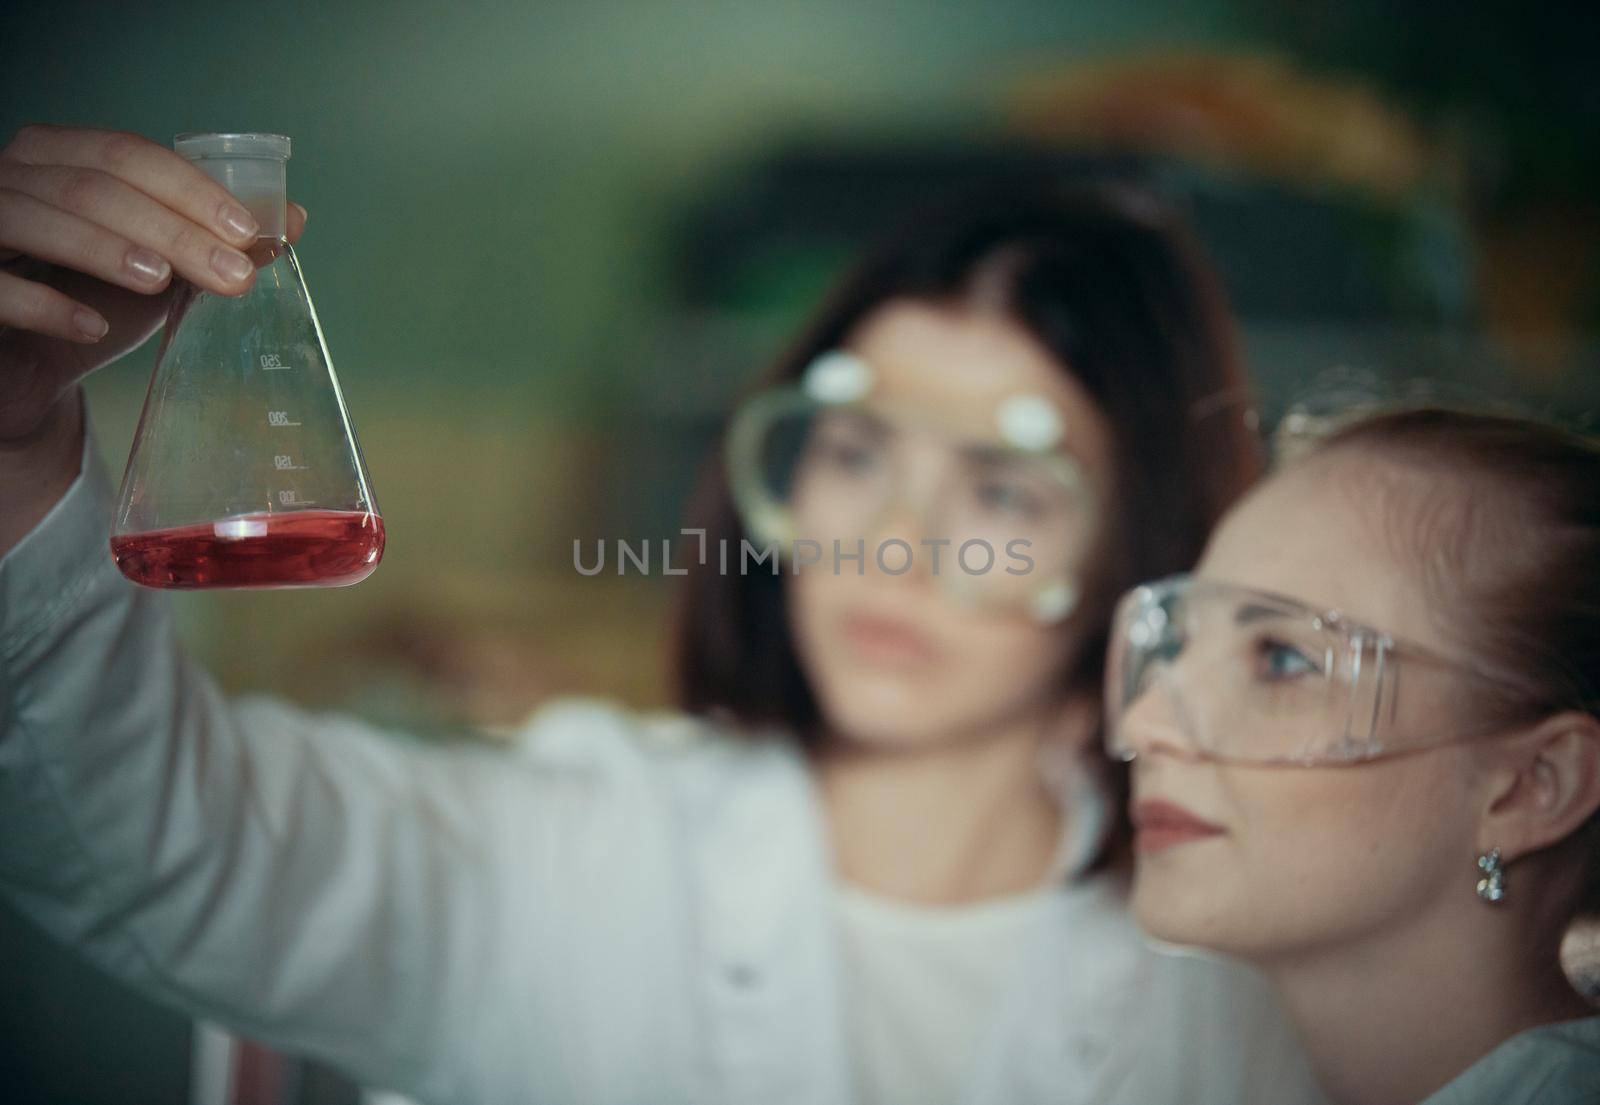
[[3, 1, 1598, 1100]]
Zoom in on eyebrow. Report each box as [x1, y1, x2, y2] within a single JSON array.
[[961, 444, 1042, 469], [816, 409, 889, 437], [957, 441, 1082, 474], [1233, 601, 1296, 626]]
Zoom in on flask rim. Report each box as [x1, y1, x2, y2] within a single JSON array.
[[174, 133, 291, 161]]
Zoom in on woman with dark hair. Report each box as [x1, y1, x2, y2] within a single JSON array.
[[1109, 408, 1600, 1104], [0, 124, 1319, 1104]]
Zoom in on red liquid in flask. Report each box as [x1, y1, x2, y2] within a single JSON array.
[[111, 510, 385, 589]]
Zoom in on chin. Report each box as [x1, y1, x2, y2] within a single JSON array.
[[1131, 870, 1251, 956], [816, 676, 971, 749]]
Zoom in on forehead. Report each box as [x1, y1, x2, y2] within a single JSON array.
[[842, 299, 1111, 467], [1197, 456, 1450, 651]]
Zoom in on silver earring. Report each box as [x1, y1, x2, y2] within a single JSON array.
[[1476, 847, 1507, 904]]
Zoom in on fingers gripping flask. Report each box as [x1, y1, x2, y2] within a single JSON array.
[[111, 133, 384, 589]]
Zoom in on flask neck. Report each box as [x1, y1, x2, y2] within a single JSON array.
[[189, 157, 288, 240]]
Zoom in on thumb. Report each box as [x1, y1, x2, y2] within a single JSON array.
[[286, 202, 308, 244]]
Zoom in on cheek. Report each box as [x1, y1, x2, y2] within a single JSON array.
[[786, 568, 1079, 744], [786, 564, 829, 669], [1134, 759, 1477, 958], [1234, 767, 1452, 924], [947, 620, 1078, 721]]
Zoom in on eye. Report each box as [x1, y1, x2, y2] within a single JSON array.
[[974, 477, 1045, 519], [817, 437, 880, 474], [807, 421, 885, 476], [1253, 636, 1320, 681]]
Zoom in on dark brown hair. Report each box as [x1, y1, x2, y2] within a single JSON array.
[[1316, 408, 1600, 917], [668, 182, 1259, 770]]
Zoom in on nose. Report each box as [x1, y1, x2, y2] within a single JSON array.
[[1110, 663, 1201, 762], [860, 497, 939, 589], [859, 439, 949, 585]]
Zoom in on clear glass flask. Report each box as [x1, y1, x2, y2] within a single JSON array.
[[111, 133, 383, 589]]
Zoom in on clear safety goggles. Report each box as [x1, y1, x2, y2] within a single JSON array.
[[725, 351, 1099, 622], [1105, 574, 1509, 765]]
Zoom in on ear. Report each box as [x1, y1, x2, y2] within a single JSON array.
[[1479, 711, 1600, 862]]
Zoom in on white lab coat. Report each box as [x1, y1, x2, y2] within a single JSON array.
[[0, 435, 1325, 1105]]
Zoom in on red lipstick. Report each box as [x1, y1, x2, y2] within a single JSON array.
[[1131, 799, 1226, 853]]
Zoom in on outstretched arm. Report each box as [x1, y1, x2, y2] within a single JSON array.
[[0, 432, 515, 1102]]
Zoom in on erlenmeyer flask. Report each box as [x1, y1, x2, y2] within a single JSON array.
[[111, 133, 383, 589]]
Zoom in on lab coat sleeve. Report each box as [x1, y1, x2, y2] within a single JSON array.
[[0, 429, 514, 1103]]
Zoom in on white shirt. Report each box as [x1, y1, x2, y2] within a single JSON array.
[[0, 430, 1328, 1105], [1418, 1015, 1600, 1105], [835, 759, 1108, 1105], [835, 883, 1063, 1105]]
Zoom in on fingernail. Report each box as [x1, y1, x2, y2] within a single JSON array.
[[289, 201, 308, 225], [125, 247, 171, 285], [220, 203, 259, 239], [74, 308, 109, 341], [211, 247, 253, 284]]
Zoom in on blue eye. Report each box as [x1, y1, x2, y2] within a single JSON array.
[[1256, 638, 1319, 681]]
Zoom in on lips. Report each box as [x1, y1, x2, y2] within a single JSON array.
[[839, 611, 942, 668], [1130, 799, 1226, 853]]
